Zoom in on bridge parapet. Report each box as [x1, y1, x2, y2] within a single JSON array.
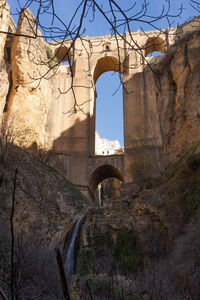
[[89, 154, 124, 177], [88, 154, 124, 201]]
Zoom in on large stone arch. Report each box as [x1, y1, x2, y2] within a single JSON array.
[[89, 55, 124, 155], [93, 55, 123, 83], [143, 36, 166, 56], [89, 164, 124, 200]]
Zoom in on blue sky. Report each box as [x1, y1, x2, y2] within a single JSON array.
[[8, 1, 198, 146], [8, 1, 197, 36]]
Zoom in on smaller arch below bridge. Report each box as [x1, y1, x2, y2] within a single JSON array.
[[144, 36, 166, 57], [89, 164, 124, 200]]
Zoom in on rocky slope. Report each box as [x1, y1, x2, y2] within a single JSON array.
[[0, 144, 90, 299], [74, 152, 200, 300], [1, 144, 200, 300]]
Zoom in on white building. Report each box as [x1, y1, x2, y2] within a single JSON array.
[[95, 131, 123, 155]]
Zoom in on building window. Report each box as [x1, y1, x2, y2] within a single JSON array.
[[107, 151, 109, 154], [102, 151, 104, 154]]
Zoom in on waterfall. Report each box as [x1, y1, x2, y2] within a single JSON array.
[[64, 217, 84, 291]]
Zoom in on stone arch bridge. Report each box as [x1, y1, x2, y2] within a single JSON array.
[[5, 8, 200, 201], [43, 17, 200, 201], [88, 155, 124, 200]]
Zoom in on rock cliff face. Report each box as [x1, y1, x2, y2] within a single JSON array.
[[124, 31, 200, 177], [157, 32, 200, 162], [0, 1, 13, 123], [7, 8, 52, 150]]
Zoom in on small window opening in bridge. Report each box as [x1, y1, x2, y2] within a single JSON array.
[[95, 71, 124, 155], [103, 42, 111, 52]]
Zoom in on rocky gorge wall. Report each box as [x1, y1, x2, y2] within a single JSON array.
[[0, 4, 54, 151], [161, 31, 200, 160], [0, 1, 14, 124], [123, 30, 200, 180], [7, 8, 52, 150]]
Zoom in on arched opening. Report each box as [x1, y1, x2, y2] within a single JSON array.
[[54, 45, 72, 65], [95, 72, 124, 154], [93, 56, 123, 84], [144, 36, 166, 57], [90, 56, 124, 155], [89, 164, 124, 203]]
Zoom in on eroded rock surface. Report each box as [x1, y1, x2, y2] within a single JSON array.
[[158, 32, 200, 161], [7, 8, 52, 149], [0, 1, 13, 123]]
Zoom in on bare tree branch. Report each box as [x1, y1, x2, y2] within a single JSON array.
[[10, 168, 18, 300], [0, 286, 8, 300], [54, 248, 71, 300]]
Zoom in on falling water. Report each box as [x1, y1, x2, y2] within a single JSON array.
[[64, 217, 84, 292]]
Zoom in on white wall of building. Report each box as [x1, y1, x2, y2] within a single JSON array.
[[95, 131, 123, 155]]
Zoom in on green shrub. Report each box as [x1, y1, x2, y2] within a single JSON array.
[[76, 228, 143, 277], [174, 141, 200, 169], [114, 229, 143, 275], [45, 45, 58, 68], [166, 141, 200, 179], [0, 235, 11, 285], [184, 183, 200, 218]]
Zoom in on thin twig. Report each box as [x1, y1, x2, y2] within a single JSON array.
[[54, 248, 71, 300], [10, 168, 18, 300], [86, 281, 94, 300], [0, 286, 8, 300]]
